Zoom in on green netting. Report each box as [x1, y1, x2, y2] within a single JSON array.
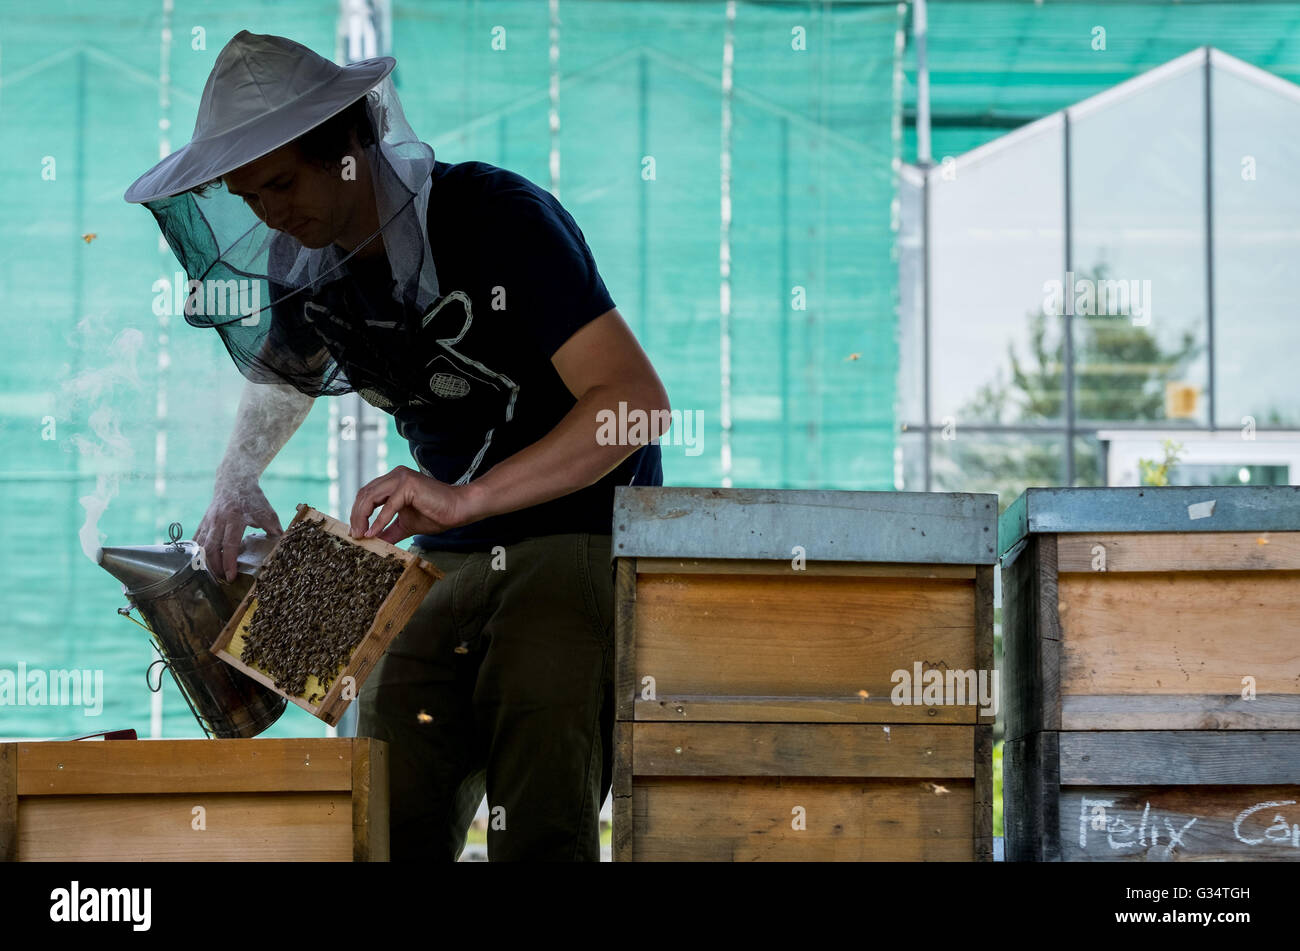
[[0, 1, 901, 738], [0, 2, 340, 739], [396, 0, 902, 489], [904, 0, 1300, 161]]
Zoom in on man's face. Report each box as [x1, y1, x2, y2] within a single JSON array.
[[222, 141, 354, 248]]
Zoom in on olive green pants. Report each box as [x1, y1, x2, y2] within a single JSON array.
[[357, 532, 615, 862]]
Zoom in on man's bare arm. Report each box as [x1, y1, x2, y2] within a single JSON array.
[[349, 307, 671, 544]]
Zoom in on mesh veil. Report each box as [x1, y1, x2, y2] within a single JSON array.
[[141, 75, 438, 398]]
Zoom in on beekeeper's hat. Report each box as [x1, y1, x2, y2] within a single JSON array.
[[125, 30, 396, 203], [123, 31, 439, 399]]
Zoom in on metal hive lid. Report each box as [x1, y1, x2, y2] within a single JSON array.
[[998, 485, 1300, 558], [612, 486, 999, 565]]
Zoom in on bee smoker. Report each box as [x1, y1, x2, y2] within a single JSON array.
[[98, 523, 286, 738]]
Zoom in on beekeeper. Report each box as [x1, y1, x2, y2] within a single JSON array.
[[125, 30, 667, 862]]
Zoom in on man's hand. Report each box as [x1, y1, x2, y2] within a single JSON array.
[[349, 465, 477, 544], [196, 477, 284, 582]]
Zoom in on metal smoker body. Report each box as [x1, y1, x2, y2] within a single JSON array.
[[98, 528, 285, 738]]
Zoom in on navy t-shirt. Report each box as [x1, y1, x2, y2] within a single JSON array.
[[267, 160, 662, 551]]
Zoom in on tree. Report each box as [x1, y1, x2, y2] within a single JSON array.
[[937, 266, 1201, 508]]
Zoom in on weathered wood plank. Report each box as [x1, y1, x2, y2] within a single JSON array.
[[1058, 572, 1300, 697], [1004, 732, 1060, 862], [633, 573, 975, 703], [1004, 737, 1027, 860], [16, 739, 355, 796], [1059, 731, 1300, 786], [612, 721, 633, 862], [1059, 785, 1300, 861], [1002, 538, 1033, 742], [631, 777, 975, 861], [1039, 732, 1062, 863], [974, 724, 993, 861], [614, 557, 637, 722], [1057, 532, 1300, 572], [632, 723, 973, 778], [0, 745, 14, 862], [1061, 694, 1300, 731], [634, 696, 972, 724], [1037, 537, 1062, 737], [975, 564, 995, 748], [351, 737, 387, 862], [1003, 536, 1060, 740], [1037, 533, 1062, 645], [975, 565, 995, 687], [19, 792, 353, 861]]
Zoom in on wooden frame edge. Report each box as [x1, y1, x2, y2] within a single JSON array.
[[210, 504, 442, 725], [974, 724, 994, 861], [612, 721, 633, 862], [0, 744, 14, 862], [1056, 531, 1300, 573], [614, 558, 637, 722], [352, 737, 389, 862], [1036, 536, 1062, 733]]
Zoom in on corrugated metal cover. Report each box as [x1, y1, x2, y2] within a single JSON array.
[[614, 487, 998, 564], [999, 486, 1300, 557]]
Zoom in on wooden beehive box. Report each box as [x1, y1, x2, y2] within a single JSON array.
[[1001, 486, 1300, 861], [611, 486, 998, 861], [0, 738, 387, 861], [212, 504, 443, 726]]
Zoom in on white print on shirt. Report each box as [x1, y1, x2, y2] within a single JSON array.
[[413, 289, 520, 486], [302, 288, 520, 487]]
